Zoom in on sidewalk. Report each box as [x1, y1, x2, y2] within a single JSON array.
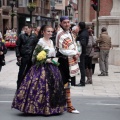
[[72, 64, 120, 98], [0, 51, 120, 98]]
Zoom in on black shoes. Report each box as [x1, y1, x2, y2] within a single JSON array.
[[106, 73, 108, 76], [75, 83, 85, 87], [98, 73, 108, 76], [85, 80, 92, 84], [98, 73, 106, 76]]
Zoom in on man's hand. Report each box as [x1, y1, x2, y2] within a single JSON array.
[[73, 54, 79, 61], [17, 57, 21, 62], [16, 57, 21, 66], [0, 51, 3, 55], [77, 52, 81, 57]]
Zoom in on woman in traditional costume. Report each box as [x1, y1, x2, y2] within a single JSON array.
[[12, 25, 66, 115]]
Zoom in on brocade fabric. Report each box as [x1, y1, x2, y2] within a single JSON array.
[[12, 63, 66, 115]]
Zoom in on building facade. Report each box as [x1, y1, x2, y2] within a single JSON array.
[[0, 0, 52, 34], [78, 0, 113, 22], [0, 0, 79, 34], [52, 0, 78, 25], [78, 0, 120, 65], [17, 0, 52, 33], [0, 0, 18, 35]]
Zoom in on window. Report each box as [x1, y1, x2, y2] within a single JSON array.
[[3, 0, 5, 6], [72, 0, 77, 4], [18, 0, 29, 7], [18, 0, 23, 7], [55, 0, 62, 4]]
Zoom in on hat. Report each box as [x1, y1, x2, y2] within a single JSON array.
[[60, 16, 69, 22]]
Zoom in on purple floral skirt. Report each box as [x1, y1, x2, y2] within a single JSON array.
[[12, 63, 66, 115]]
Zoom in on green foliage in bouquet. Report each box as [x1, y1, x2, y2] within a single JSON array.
[[33, 45, 49, 67]]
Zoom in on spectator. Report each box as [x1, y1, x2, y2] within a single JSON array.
[[76, 22, 89, 87], [50, 25, 60, 46], [0, 38, 7, 71], [97, 27, 111, 76], [15, 24, 38, 89], [85, 26, 96, 84]]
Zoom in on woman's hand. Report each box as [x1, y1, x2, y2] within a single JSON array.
[[46, 59, 52, 63]]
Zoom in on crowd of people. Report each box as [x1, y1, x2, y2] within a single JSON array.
[[0, 15, 112, 116]]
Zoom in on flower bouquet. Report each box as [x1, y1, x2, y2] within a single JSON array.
[[33, 45, 60, 67], [33, 45, 49, 67]]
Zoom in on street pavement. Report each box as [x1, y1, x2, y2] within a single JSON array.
[[0, 50, 120, 120]]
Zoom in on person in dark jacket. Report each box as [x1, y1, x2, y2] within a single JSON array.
[[50, 25, 59, 46], [76, 22, 89, 86], [0, 38, 7, 71], [16, 24, 38, 89]]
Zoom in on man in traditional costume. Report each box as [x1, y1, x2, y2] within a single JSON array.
[[56, 16, 80, 114]]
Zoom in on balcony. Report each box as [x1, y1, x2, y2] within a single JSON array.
[[1, 0, 18, 12], [35, 7, 50, 16], [1, 6, 11, 12], [18, 7, 50, 17]]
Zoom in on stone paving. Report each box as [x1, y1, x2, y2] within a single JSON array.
[[0, 51, 120, 98], [72, 64, 120, 98]]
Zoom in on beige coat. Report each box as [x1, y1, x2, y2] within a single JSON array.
[[97, 32, 111, 50]]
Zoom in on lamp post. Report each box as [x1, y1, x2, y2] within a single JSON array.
[[66, 3, 72, 20], [96, 0, 100, 38], [27, 2, 36, 24], [10, 0, 16, 29], [91, 0, 100, 38], [51, 6, 57, 27], [50, 0, 58, 27]]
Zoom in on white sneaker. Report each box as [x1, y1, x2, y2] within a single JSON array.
[[71, 109, 80, 114], [67, 106, 80, 114]]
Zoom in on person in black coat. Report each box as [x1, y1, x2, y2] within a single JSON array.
[[76, 22, 89, 86], [0, 38, 7, 71], [16, 24, 38, 90]]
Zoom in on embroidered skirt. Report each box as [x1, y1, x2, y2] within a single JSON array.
[[12, 63, 66, 115]]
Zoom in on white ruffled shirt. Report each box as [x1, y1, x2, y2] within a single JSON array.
[[37, 38, 56, 57]]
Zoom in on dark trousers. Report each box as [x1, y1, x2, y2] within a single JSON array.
[[92, 64, 95, 74], [58, 57, 70, 85], [17, 57, 32, 89], [71, 76, 76, 86], [79, 54, 85, 85], [85, 56, 92, 69], [0, 66, 2, 72]]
